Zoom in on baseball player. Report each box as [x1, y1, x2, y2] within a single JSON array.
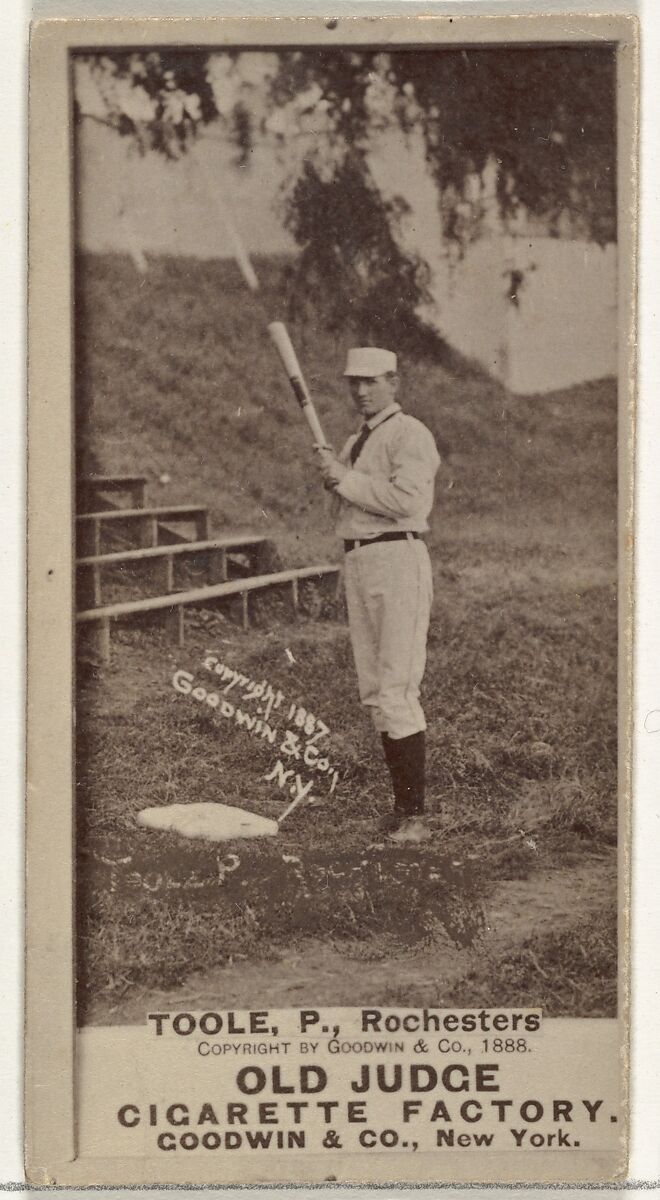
[[316, 347, 440, 843]]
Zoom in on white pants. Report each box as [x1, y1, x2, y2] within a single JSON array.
[[343, 537, 433, 740]]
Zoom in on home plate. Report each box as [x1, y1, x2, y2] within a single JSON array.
[[137, 803, 279, 842]]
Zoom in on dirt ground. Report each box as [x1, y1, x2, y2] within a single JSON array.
[[86, 858, 615, 1025]]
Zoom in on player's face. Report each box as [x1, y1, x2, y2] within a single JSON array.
[[347, 373, 399, 418]]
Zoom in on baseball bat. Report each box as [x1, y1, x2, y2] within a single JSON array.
[[268, 322, 329, 449]]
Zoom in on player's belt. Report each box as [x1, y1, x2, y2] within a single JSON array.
[[343, 531, 421, 553]]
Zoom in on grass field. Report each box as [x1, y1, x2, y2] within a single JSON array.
[[75, 252, 618, 1023]]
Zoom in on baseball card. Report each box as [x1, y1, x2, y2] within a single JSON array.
[[25, 11, 636, 1186]]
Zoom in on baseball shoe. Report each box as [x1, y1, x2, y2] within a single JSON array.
[[377, 811, 405, 834], [387, 816, 431, 844]]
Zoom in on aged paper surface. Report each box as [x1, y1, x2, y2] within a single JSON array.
[[26, 13, 635, 1186]]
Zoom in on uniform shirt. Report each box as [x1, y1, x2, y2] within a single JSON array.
[[334, 402, 441, 538]]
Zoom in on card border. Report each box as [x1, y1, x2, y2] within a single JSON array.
[[26, 12, 637, 1185]]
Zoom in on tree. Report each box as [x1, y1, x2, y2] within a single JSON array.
[[74, 45, 616, 345]]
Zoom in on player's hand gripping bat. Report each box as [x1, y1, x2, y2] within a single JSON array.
[[268, 322, 330, 450]]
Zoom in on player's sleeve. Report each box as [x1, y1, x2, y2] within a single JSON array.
[[335, 422, 440, 518]]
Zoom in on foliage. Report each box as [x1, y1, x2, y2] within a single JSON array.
[[271, 45, 616, 244], [283, 156, 431, 339], [74, 45, 616, 335], [74, 50, 219, 157]]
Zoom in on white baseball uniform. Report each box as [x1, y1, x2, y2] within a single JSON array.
[[333, 402, 440, 740]]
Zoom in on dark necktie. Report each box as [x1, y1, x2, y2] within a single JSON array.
[[349, 410, 398, 465], [350, 423, 372, 465]]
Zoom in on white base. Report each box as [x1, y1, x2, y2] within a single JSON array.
[[137, 802, 278, 841]]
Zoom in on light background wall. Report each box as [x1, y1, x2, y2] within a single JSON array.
[[76, 115, 617, 395]]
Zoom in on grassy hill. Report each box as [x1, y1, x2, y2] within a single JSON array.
[[75, 252, 619, 1021], [75, 252, 616, 565]]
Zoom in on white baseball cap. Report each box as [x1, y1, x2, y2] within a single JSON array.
[[343, 347, 397, 377]]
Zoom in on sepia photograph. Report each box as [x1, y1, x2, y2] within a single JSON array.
[[73, 34, 619, 1025], [25, 14, 635, 1185]]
